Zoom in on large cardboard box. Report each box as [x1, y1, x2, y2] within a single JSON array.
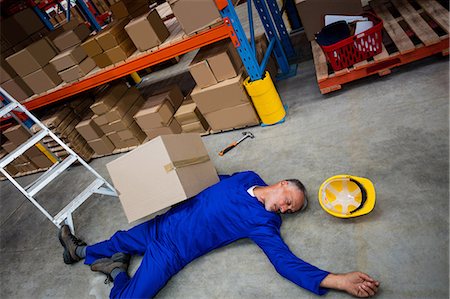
[[133, 94, 175, 130], [58, 57, 96, 82], [5, 39, 58, 77], [75, 112, 104, 141], [90, 83, 128, 115], [105, 38, 137, 64], [106, 133, 219, 222], [143, 117, 182, 139], [125, 10, 169, 52], [168, 0, 221, 35], [96, 18, 130, 51], [50, 46, 87, 72], [87, 135, 115, 155], [1, 77, 33, 101], [295, 0, 363, 41], [53, 24, 91, 51], [81, 37, 103, 57], [22, 64, 62, 94], [13, 8, 45, 36], [204, 102, 260, 131], [190, 73, 250, 114], [106, 87, 142, 123], [206, 40, 242, 82]]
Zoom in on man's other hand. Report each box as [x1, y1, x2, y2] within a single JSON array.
[[320, 272, 380, 297]]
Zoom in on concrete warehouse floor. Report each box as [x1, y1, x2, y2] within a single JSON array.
[[0, 54, 449, 298]]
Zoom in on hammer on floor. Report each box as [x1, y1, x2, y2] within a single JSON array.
[[219, 131, 254, 156]]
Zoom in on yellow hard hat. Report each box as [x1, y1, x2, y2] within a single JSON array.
[[318, 175, 376, 218]]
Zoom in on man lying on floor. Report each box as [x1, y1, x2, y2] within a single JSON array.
[[59, 171, 380, 298]]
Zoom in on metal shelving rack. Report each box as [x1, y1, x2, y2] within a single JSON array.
[[1, 0, 300, 123]]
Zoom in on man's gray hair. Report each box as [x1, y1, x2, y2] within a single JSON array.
[[285, 179, 308, 212]]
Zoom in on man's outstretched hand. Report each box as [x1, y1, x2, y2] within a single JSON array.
[[320, 271, 380, 297]]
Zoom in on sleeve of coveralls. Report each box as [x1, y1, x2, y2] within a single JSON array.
[[249, 225, 330, 295]]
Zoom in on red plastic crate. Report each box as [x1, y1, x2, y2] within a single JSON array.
[[319, 13, 383, 71]]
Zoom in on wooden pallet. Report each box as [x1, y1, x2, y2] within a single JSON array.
[[312, 0, 449, 94]]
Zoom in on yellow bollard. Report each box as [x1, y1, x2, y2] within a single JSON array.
[[130, 72, 142, 84], [243, 71, 286, 125]]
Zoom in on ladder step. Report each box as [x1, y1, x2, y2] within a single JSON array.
[[26, 155, 78, 197], [0, 102, 19, 118], [53, 178, 105, 226], [0, 130, 48, 168]]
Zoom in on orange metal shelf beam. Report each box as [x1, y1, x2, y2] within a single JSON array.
[[23, 18, 239, 112]]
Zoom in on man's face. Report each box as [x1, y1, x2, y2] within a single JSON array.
[[265, 181, 305, 214]]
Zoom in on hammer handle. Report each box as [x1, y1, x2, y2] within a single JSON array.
[[219, 142, 237, 156]]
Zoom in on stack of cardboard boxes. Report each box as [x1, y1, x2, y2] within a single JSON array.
[[174, 97, 209, 133], [133, 85, 184, 140], [31, 100, 95, 162], [81, 18, 137, 68], [0, 60, 33, 102], [2, 125, 54, 171], [5, 38, 61, 95], [79, 82, 146, 155], [189, 40, 260, 131]]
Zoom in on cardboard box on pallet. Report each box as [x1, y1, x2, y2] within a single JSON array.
[[106, 131, 126, 148], [125, 10, 170, 52], [203, 102, 260, 131], [5, 39, 58, 77], [53, 24, 91, 51], [87, 135, 115, 155], [295, 0, 363, 41], [168, 0, 221, 35], [108, 99, 145, 131], [117, 121, 144, 140], [31, 155, 53, 169], [148, 85, 184, 112], [106, 87, 142, 123], [106, 133, 219, 222], [100, 123, 117, 134], [58, 57, 96, 82], [22, 64, 62, 95], [189, 53, 217, 89], [75, 114, 104, 142], [105, 38, 137, 64], [92, 113, 109, 127], [133, 94, 175, 130], [81, 37, 103, 57], [142, 117, 182, 140], [174, 101, 206, 126], [50, 46, 87, 72], [1, 77, 33, 101], [96, 18, 130, 51], [190, 73, 250, 114], [181, 120, 208, 133], [3, 124, 31, 144], [207, 40, 242, 82], [90, 82, 129, 115]]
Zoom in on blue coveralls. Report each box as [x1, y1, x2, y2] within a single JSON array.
[[85, 171, 330, 298]]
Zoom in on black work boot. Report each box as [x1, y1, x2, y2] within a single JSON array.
[[90, 252, 130, 283], [58, 225, 87, 265]]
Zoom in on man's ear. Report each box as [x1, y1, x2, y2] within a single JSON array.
[[280, 180, 288, 187]]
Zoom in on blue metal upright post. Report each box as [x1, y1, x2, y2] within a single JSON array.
[[252, 0, 291, 76], [31, 6, 54, 31], [220, 0, 263, 81], [75, 0, 102, 32], [284, 0, 302, 30], [264, 0, 296, 59]]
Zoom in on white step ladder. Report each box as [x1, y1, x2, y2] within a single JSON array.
[[0, 87, 118, 232]]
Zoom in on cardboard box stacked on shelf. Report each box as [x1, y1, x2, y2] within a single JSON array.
[[110, 0, 151, 20], [81, 82, 146, 155], [189, 40, 260, 131], [0, 59, 33, 102], [5, 39, 61, 95], [167, 0, 221, 35], [30, 99, 96, 162], [81, 18, 137, 68], [124, 9, 169, 52], [133, 85, 184, 140], [174, 96, 209, 133], [2, 124, 54, 172], [49, 45, 96, 83]]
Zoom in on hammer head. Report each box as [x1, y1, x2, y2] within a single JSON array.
[[242, 131, 254, 139]]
